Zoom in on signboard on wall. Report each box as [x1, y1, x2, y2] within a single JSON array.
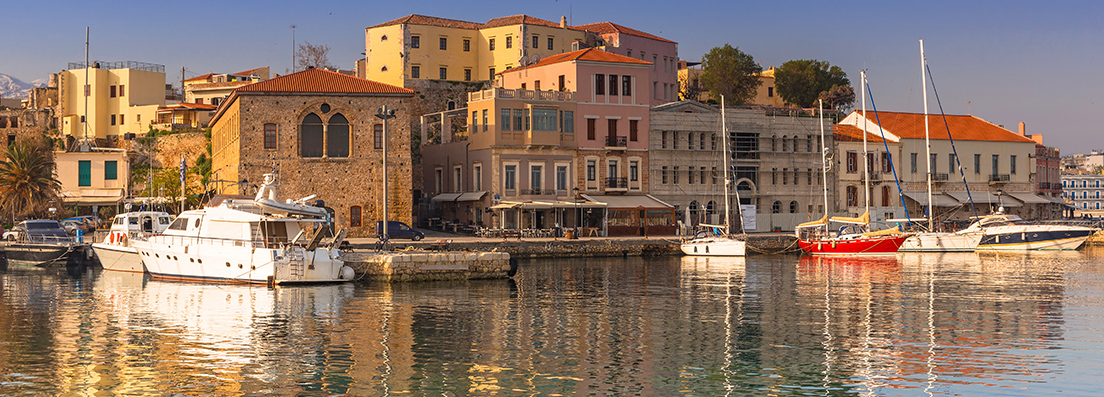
[[740, 204, 757, 230]]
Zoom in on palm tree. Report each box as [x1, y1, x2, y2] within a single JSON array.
[[0, 138, 61, 221]]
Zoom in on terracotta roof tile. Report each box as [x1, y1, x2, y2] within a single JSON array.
[[572, 22, 675, 43], [235, 68, 413, 95], [188, 81, 253, 90], [184, 73, 214, 83], [851, 111, 1035, 143], [161, 103, 218, 111], [834, 124, 895, 143], [484, 15, 561, 28], [369, 14, 483, 30], [234, 67, 267, 76], [507, 47, 651, 73]]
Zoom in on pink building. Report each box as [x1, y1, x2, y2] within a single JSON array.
[[573, 22, 679, 106]]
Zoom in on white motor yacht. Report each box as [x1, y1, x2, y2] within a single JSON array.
[[129, 174, 355, 284], [92, 211, 173, 273], [962, 211, 1095, 251]]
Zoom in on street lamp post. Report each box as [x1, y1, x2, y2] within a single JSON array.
[[573, 187, 580, 238], [375, 106, 396, 246]]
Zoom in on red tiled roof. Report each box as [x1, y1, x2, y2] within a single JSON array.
[[852, 111, 1035, 143], [834, 124, 895, 143], [484, 14, 560, 28], [369, 14, 483, 30], [188, 81, 252, 90], [184, 73, 214, 83], [235, 68, 413, 95], [235, 67, 266, 76], [161, 102, 218, 111], [572, 22, 675, 44], [507, 47, 651, 73]]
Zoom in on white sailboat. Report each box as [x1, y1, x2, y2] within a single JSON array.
[[900, 40, 982, 252], [681, 96, 747, 256], [129, 173, 355, 284]]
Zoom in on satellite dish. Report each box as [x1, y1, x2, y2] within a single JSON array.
[[530, 54, 541, 64], [518, 55, 530, 66]]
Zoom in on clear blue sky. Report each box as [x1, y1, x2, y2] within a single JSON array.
[[3, 0, 1102, 155]]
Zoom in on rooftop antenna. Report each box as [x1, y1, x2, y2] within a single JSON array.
[[82, 26, 91, 150], [291, 24, 297, 72]]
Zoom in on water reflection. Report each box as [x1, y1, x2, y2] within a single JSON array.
[[0, 250, 1097, 395]]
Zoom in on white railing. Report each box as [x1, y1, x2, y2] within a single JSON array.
[[469, 88, 575, 102]]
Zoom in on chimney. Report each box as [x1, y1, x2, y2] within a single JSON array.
[[1019, 122, 1026, 136], [560, 16, 567, 28]]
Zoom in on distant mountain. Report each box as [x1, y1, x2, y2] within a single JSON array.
[[0, 73, 45, 100]]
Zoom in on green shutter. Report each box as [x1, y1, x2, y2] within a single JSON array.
[[104, 161, 117, 180], [78, 160, 91, 187]]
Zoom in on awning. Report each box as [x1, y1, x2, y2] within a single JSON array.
[[59, 189, 125, 205], [456, 191, 487, 202], [580, 194, 675, 209], [1006, 192, 1052, 204], [945, 191, 1021, 207], [552, 200, 606, 208], [489, 201, 522, 210], [431, 193, 462, 202], [520, 201, 555, 209], [902, 191, 960, 207]]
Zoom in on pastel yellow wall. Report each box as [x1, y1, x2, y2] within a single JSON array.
[[54, 150, 130, 192], [406, 24, 480, 83], [59, 67, 166, 139], [366, 24, 412, 86], [210, 99, 242, 194]]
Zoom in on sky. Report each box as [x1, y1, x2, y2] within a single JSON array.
[[3, 0, 1102, 155]]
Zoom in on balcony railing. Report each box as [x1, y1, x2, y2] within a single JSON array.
[[604, 136, 627, 148], [605, 177, 628, 189], [468, 88, 575, 102], [931, 173, 950, 181], [989, 174, 1010, 183], [525, 188, 546, 195]]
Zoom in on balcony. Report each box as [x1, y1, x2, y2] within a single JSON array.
[[989, 174, 1010, 184], [524, 188, 547, 195], [604, 135, 627, 150], [468, 88, 575, 103], [1038, 182, 1052, 190], [931, 173, 950, 182], [605, 177, 628, 192]]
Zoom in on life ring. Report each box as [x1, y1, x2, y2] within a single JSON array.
[[110, 233, 115, 244]]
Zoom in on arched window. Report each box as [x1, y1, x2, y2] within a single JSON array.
[[350, 205, 362, 227], [772, 201, 781, 214], [706, 201, 716, 217], [688, 201, 699, 223], [327, 113, 350, 157], [300, 113, 324, 157], [789, 200, 798, 213]]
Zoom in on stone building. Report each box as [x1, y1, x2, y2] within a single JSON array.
[[209, 68, 415, 236]]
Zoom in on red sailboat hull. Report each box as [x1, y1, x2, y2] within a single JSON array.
[[798, 234, 909, 255]]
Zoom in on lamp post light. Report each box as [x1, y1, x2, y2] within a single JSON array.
[[375, 106, 396, 246], [573, 187, 580, 238]]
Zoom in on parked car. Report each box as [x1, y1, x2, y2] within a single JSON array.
[[64, 216, 100, 231], [61, 219, 97, 236], [375, 220, 424, 241], [5, 220, 70, 243]]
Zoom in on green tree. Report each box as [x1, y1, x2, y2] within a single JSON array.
[[818, 84, 856, 113], [775, 60, 852, 108], [700, 44, 762, 105], [0, 136, 61, 221]]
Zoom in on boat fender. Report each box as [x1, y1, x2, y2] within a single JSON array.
[[507, 258, 519, 277], [339, 265, 355, 280], [831, 241, 836, 249], [110, 233, 115, 244]]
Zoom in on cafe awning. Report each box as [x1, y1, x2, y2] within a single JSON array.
[[1006, 192, 1052, 204], [431, 193, 462, 202], [945, 191, 1021, 207], [901, 191, 960, 207], [580, 194, 675, 209], [489, 201, 522, 210], [456, 191, 487, 202]]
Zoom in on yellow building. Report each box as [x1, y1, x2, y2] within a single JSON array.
[[57, 61, 167, 140], [678, 63, 785, 107], [364, 14, 586, 87]]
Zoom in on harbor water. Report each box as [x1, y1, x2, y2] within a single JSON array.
[[2, 249, 1104, 395]]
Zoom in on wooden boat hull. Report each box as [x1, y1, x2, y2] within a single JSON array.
[[798, 235, 909, 255]]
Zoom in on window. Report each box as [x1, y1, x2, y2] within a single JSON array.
[[688, 164, 695, 184], [439, 37, 447, 50], [673, 166, 679, 184], [535, 80, 540, 90], [653, 82, 658, 98], [608, 119, 618, 140], [949, 154, 956, 176], [501, 109, 511, 131], [558, 75, 565, 91], [482, 109, 488, 132], [489, 38, 495, 51], [350, 206, 362, 227], [532, 109, 557, 131], [474, 165, 482, 190], [556, 165, 567, 191], [622, 75, 631, 97], [326, 113, 349, 157], [119, 114, 125, 125], [513, 109, 523, 131], [454, 167, 462, 193], [992, 154, 999, 175], [701, 167, 707, 185], [110, 85, 117, 98], [929, 153, 937, 174], [587, 160, 596, 181], [411, 65, 420, 79], [847, 185, 858, 206], [882, 152, 891, 173], [847, 151, 857, 173], [547, 37, 554, 50], [661, 166, 668, 184], [111, 114, 117, 126], [471, 111, 478, 132], [104, 160, 117, 181], [78, 160, 91, 187], [608, 160, 618, 181], [562, 111, 574, 133], [439, 67, 447, 80], [532, 35, 539, 48], [464, 69, 471, 81], [506, 36, 512, 48], [522, 109, 529, 131], [700, 133, 706, 150], [463, 39, 470, 51], [712, 167, 718, 184], [489, 67, 495, 79], [772, 201, 781, 214], [264, 123, 277, 150], [411, 36, 420, 48], [1011, 155, 1017, 174], [505, 165, 517, 190], [910, 153, 917, 173], [629, 120, 638, 141], [609, 74, 618, 96], [300, 113, 323, 157], [974, 154, 981, 174], [531, 165, 542, 191], [434, 168, 443, 193], [782, 168, 788, 185], [119, 85, 125, 97], [595, 74, 605, 95], [768, 87, 773, 97], [790, 201, 798, 214], [374, 124, 383, 149], [882, 185, 891, 206], [587, 118, 596, 140], [630, 161, 639, 182]]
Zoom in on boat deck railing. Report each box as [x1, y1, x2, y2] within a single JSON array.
[[13, 235, 76, 246], [134, 233, 306, 250]]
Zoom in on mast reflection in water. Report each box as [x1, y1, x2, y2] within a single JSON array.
[[1, 249, 1102, 395]]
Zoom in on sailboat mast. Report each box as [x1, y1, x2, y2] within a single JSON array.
[[921, 39, 933, 231], [861, 70, 869, 225], [721, 95, 732, 235], [819, 99, 828, 217]]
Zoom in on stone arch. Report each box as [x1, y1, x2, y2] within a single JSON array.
[[327, 113, 350, 157]]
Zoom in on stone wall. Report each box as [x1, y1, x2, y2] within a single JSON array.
[[347, 251, 510, 282]]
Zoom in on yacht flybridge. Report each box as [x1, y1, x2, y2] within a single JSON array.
[[129, 174, 355, 285]]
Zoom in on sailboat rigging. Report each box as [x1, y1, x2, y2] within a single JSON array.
[[680, 95, 746, 256]]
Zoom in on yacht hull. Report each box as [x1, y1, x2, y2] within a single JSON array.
[[92, 242, 145, 273], [798, 235, 909, 255], [975, 226, 1093, 251], [899, 233, 982, 252], [132, 239, 350, 284], [681, 238, 746, 256]]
